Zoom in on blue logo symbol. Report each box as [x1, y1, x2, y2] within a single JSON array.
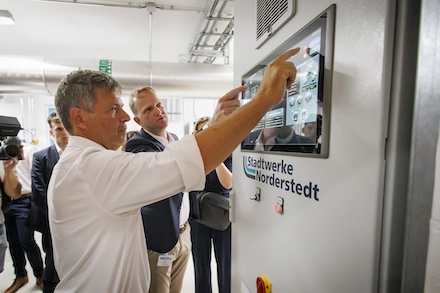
[[243, 156, 256, 179]]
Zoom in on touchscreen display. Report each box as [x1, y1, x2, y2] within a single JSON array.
[[241, 7, 334, 157]]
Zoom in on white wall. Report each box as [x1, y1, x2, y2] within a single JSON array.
[[0, 94, 218, 150], [425, 120, 440, 292], [1, 95, 55, 150], [232, 0, 393, 292]]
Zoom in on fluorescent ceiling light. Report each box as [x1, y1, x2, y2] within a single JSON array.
[[0, 10, 15, 25]]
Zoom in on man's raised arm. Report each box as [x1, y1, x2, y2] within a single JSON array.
[[195, 48, 300, 174]]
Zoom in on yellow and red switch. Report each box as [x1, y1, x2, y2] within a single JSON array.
[[256, 273, 272, 293]]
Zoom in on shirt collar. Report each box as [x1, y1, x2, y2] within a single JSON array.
[[54, 142, 63, 156], [143, 129, 174, 146]]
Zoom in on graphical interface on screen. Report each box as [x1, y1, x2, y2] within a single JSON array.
[[241, 8, 333, 157]]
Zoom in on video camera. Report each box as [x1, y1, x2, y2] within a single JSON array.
[[0, 116, 22, 160]]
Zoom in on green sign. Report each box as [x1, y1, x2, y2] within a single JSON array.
[[99, 59, 112, 75]]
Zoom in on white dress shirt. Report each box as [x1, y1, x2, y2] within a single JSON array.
[[48, 135, 205, 293], [15, 144, 37, 195], [145, 129, 190, 228], [54, 141, 63, 157]]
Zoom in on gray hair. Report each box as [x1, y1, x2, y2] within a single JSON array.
[[54, 69, 122, 134], [128, 86, 156, 116]]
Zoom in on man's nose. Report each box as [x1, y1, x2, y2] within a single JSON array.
[[154, 106, 163, 115], [120, 108, 131, 122]]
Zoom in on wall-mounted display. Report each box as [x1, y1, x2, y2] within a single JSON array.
[[241, 5, 335, 158]]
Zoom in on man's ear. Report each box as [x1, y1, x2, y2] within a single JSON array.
[[133, 116, 142, 127], [70, 108, 88, 131]]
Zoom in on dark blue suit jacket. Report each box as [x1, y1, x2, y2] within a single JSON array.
[[31, 144, 60, 283], [125, 128, 183, 253], [31, 144, 59, 233]]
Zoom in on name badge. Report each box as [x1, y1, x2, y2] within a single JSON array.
[[157, 254, 174, 267]]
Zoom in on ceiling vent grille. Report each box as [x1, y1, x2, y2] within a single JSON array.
[[256, 0, 296, 48]]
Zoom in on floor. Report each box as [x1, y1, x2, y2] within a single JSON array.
[[0, 232, 219, 293]]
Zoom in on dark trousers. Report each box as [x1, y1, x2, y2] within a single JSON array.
[[190, 219, 231, 293], [41, 230, 59, 293], [4, 197, 43, 278]]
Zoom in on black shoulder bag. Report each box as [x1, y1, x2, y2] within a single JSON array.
[[189, 191, 231, 231]]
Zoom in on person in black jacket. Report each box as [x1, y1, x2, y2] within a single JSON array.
[[190, 117, 233, 293], [31, 113, 69, 293], [125, 86, 191, 293]]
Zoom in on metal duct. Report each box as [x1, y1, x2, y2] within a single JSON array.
[[0, 55, 233, 99]]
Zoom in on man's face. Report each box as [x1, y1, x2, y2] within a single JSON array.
[[82, 88, 130, 150], [133, 90, 168, 135], [303, 122, 317, 140], [50, 121, 70, 149]]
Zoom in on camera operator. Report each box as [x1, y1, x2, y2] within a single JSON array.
[[3, 141, 44, 293], [0, 157, 22, 274]]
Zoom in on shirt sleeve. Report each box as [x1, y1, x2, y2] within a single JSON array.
[[81, 135, 205, 214], [166, 134, 205, 192]]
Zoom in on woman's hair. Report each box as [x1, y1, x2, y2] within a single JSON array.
[[193, 116, 211, 132]]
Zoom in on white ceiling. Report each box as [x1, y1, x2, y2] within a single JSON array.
[[0, 0, 234, 64]]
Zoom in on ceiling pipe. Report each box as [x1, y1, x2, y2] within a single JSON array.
[[146, 2, 156, 87], [0, 55, 233, 99], [27, 0, 205, 13]]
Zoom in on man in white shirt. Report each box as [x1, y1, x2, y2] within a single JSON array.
[[48, 48, 300, 292]]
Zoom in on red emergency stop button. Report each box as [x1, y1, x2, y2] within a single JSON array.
[[256, 274, 272, 293], [275, 196, 284, 214]]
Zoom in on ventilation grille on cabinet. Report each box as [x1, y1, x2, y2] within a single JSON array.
[[256, 0, 296, 48]]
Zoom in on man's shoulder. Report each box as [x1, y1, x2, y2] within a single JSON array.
[[35, 145, 56, 156], [125, 133, 158, 153], [125, 132, 150, 146]]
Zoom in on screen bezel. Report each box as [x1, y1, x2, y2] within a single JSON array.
[[240, 5, 335, 158]]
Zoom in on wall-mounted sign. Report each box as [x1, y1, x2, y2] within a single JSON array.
[[99, 59, 112, 76]]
